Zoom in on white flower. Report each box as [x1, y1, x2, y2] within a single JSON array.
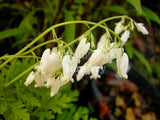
[[50, 79, 61, 97], [135, 23, 149, 35], [74, 38, 90, 63], [89, 43, 120, 66], [76, 63, 90, 81], [62, 55, 77, 82], [116, 53, 129, 79], [114, 20, 124, 34], [120, 30, 130, 45], [24, 71, 35, 86], [46, 74, 68, 97], [97, 33, 109, 48], [90, 66, 101, 79], [46, 76, 56, 88], [40, 48, 62, 75], [88, 48, 104, 66], [34, 70, 48, 87]]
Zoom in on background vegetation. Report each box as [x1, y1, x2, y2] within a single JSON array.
[[0, 0, 160, 119]]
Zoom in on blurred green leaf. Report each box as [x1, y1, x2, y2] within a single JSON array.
[[125, 41, 134, 58], [0, 28, 31, 40], [142, 6, 160, 25], [127, 0, 143, 15], [133, 48, 152, 74], [104, 5, 128, 15], [64, 10, 75, 44]]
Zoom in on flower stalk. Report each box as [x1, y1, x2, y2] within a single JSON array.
[[0, 16, 149, 97]]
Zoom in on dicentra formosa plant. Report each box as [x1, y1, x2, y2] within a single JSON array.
[[0, 16, 148, 97]]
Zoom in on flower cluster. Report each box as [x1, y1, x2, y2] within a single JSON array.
[[24, 19, 148, 97]]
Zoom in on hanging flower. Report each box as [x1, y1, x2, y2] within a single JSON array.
[[62, 55, 77, 82], [34, 70, 48, 88], [74, 38, 90, 63], [90, 66, 101, 79], [47, 75, 67, 97], [76, 63, 90, 81], [114, 20, 124, 34], [116, 53, 129, 79], [97, 33, 109, 48], [120, 30, 130, 45], [40, 48, 62, 75], [24, 71, 35, 86], [135, 23, 149, 35]]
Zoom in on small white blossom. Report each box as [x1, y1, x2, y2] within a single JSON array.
[[24, 71, 35, 86], [34, 70, 48, 87], [74, 38, 90, 63], [97, 33, 109, 48], [46, 76, 56, 88], [62, 55, 77, 82], [116, 53, 129, 79], [120, 30, 130, 45], [50, 79, 61, 97], [40, 48, 62, 75], [90, 66, 101, 79], [76, 63, 90, 81], [114, 20, 124, 34], [135, 23, 149, 35], [88, 48, 104, 66]]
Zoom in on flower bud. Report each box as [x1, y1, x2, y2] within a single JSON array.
[[24, 71, 35, 86], [62, 55, 77, 82], [120, 30, 130, 45], [116, 53, 129, 79], [135, 23, 149, 35], [74, 38, 90, 63]]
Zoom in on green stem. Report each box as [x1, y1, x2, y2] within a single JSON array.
[[0, 55, 40, 60], [4, 63, 38, 87], [22, 39, 62, 55], [0, 15, 133, 69]]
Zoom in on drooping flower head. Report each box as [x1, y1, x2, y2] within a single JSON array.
[[135, 23, 149, 35], [24, 71, 35, 86], [76, 63, 90, 81], [114, 20, 124, 34], [40, 48, 62, 75], [74, 38, 90, 63], [62, 55, 77, 82], [120, 30, 130, 45], [116, 53, 129, 79]]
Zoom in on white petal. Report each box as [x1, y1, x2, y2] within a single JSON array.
[[116, 53, 129, 79], [24, 71, 35, 86], [74, 38, 90, 62], [114, 21, 124, 34], [34, 71, 48, 87], [90, 66, 101, 79], [50, 80, 60, 97], [41, 48, 62, 75], [89, 48, 103, 66], [97, 33, 109, 48], [62, 55, 77, 82], [76, 63, 90, 81], [120, 30, 130, 45], [40, 49, 50, 65], [135, 23, 149, 35], [46, 76, 55, 88]]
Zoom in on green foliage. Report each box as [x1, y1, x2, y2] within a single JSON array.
[[0, 58, 95, 120], [104, 5, 128, 15], [133, 48, 152, 75], [142, 6, 160, 25], [127, 0, 160, 25], [56, 105, 97, 120], [0, 28, 31, 40], [127, 0, 143, 15], [64, 10, 75, 44]]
